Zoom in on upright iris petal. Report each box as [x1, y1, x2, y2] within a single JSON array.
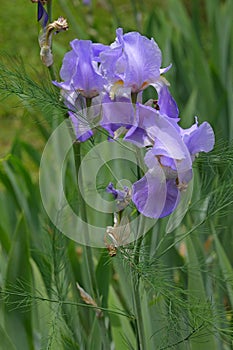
[[54, 39, 106, 98], [155, 79, 179, 120], [100, 28, 162, 93]]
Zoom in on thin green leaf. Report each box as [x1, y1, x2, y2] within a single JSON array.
[[4, 214, 34, 350]]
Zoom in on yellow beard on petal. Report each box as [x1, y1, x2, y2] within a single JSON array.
[[109, 80, 124, 100]]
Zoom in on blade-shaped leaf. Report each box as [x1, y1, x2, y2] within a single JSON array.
[[4, 214, 34, 350]]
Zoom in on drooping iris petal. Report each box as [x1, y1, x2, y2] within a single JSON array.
[[69, 97, 101, 141], [69, 111, 93, 142], [101, 94, 134, 137], [125, 104, 190, 171], [100, 28, 162, 92], [181, 119, 215, 156], [132, 158, 167, 218], [160, 179, 180, 218]]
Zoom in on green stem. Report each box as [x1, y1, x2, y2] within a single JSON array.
[[73, 141, 110, 349], [45, 0, 57, 81], [46, 0, 53, 23], [73, 141, 96, 293], [48, 65, 57, 81], [131, 236, 146, 350], [130, 140, 147, 349]]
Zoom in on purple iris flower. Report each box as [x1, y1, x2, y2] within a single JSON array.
[[125, 103, 215, 218], [180, 117, 215, 161], [82, 0, 91, 5], [54, 39, 107, 98], [100, 28, 166, 95], [68, 93, 101, 142], [153, 78, 179, 120], [132, 152, 181, 218], [100, 93, 135, 138], [106, 183, 131, 211], [124, 103, 193, 218], [38, 1, 48, 29]]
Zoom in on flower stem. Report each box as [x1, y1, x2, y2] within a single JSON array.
[[46, 0, 53, 23], [73, 141, 111, 349], [48, 65, 57, 81], [73, 141, 96, 293], [131, 235, 146, 350]]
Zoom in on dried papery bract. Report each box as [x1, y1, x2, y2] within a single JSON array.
[[76, 283, 103, 318], [34, 1, 68, 67], [39, 17, 68, 67]]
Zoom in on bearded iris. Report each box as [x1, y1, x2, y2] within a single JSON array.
[[100, 28, 168, 97], [55, 27, 215, 219], [54, 40, 106, 98]]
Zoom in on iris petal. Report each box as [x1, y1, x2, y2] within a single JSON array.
[[132, 158, 167, 219], [100, 28, 162, 92], [181, 121, 215, 156]]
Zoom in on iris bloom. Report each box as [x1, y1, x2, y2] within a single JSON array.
[[124, 101, 214, 218], [180, 117, 215, 161], [124, 103, 193, 218], [100, 28, 169, 96], [54, 40, 107, 98], [100, 94, 135, 138], [106, 183, 131, 211]]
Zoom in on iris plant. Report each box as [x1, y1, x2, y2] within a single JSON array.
[[54, 28, 215, 219]]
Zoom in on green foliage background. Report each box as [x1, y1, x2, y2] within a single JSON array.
[[0, 0, 233, 349]]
